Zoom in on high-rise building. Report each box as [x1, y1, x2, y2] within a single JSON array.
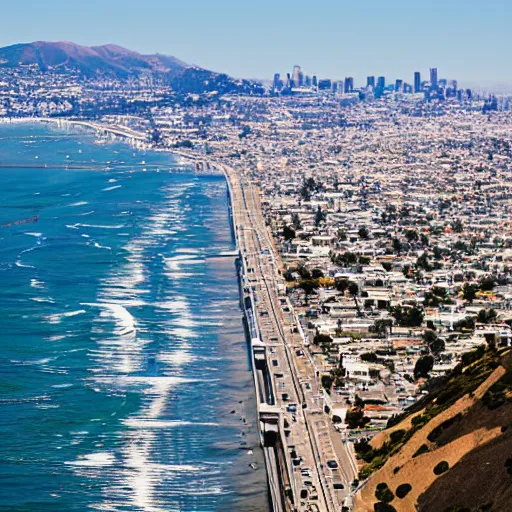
[[414, 72, 421, 93], [377, 76, 385, 89], [367, 76, 375, 88], [344, 77, 354, 93], [312, 75, 318, 87], [292, 65, 301, 86], [273, 73, 281, 90], [395, 79, 403, 92], [298, 71, 304, 87], [305, 75, 311, 87], [430, 67, 438, 87]]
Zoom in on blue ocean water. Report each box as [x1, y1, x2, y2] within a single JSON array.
[[0, 123, 267, 511]]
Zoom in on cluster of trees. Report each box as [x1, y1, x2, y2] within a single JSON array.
[[299, 176, 324, 201], [391, 305, 424, 327]]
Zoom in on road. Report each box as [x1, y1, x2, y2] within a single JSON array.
[[221, 163, 359, 512]]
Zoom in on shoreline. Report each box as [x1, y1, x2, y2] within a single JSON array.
[[1, 115, 279, 511]]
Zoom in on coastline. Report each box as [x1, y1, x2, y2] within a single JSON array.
[[0, 119, 270, 511], [1, 115, 280, 510]]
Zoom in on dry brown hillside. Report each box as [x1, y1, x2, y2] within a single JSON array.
[[353, 347, 512, 512]]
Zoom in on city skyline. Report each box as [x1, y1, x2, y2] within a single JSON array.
[[2, 0, 512, 90]]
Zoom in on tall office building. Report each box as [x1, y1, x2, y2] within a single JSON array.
[[430, 67, 438, 87], [273, 73, 281, 90], [298, 71, 304, 87], [344, 77, 354, 93], [377, 76, 386, 89], [395, 79, 403, 92], [414, 72, 421, 93], [312, 75, 318, 87], [292, 65, 301, 86], [367, 76, 375, 88]]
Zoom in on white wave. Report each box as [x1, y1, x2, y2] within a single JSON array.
[[30, 279, 44, 289], [66, 452, 115, 467], [68, 223, 125, 230], [30, 297, 55, 304], [45, 309, 86, 324], [24, 232, 42, 237], [93, 242, 112, 250], [82, 302, 136, 337], [123, 419, 219, 429], [69, 201, 88, 206], [102, 185, 122, 192]]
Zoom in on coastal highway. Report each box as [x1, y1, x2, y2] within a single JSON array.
[[221, 163, 355, 512]]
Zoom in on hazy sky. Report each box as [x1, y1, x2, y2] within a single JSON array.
[[2, 0, 510, 88]]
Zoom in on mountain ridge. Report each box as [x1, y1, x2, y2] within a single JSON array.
[[0, 40, 190, 77]]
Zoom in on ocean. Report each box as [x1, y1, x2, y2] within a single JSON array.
[[0, 123, 267, 511]]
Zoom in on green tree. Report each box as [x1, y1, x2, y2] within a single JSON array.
[[282, 225, 296, 241], [358, 226, 370, 239], [414, 355, 434, 379], [462, 283, 478, 303]]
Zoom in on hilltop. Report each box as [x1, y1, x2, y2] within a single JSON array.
[[0, 41, 260, 94], [354, 347, 512, 512]]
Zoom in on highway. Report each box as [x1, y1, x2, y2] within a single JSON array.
[[221, 162, 359, 512]]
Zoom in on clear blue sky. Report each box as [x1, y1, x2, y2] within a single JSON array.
[[2, 0, 511, 88]]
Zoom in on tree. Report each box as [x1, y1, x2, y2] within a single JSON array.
[[282, 225, 296, 241], [371, 319, 392, 338], [345, 407, 370, 429], [479, 276, 496, 291], [392, 237, 402, 254], [392, 305, 424, 327], [414, 355, 434, 379], [348, 281, 359, 297], [291, 212, 302, 230], [405, 229, 419, 242], [358, 226, 370, 239], [311, 268, 324, 279], [315, 206, 327, 226], [335, 278, 350, 294], [462, 282, 478, 303], [416, 252, 432, 271], [299, 279, 320, 296], [424, 330, 445, 354], [375, 483, 395, 503], [477, 308, 497, 324], [452, 219, 464, 233]]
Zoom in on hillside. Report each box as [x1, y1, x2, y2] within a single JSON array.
[[354, 347, 512, 512], [0, 41, 261, 94], [0, 41, 187, 76]]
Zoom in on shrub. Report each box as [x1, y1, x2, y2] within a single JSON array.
[[412, 444, 430, 458], [395, 483, 412, 499], [427, 413, 463, 443], [433, 460, 450, 475], [375, 482, 394, 503], [389, 429, 406, 444], [374, 503, 397, 512]]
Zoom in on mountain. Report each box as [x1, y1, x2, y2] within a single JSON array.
[[0, 41, 187, 77], [0, 41, 262, 94], [354, 347, 512, 512]]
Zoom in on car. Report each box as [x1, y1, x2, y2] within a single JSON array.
[[333, 482, 344, 490], [326, 460, 338, 469]]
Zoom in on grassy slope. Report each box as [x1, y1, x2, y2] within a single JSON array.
[[354, 348, 512, 512]]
